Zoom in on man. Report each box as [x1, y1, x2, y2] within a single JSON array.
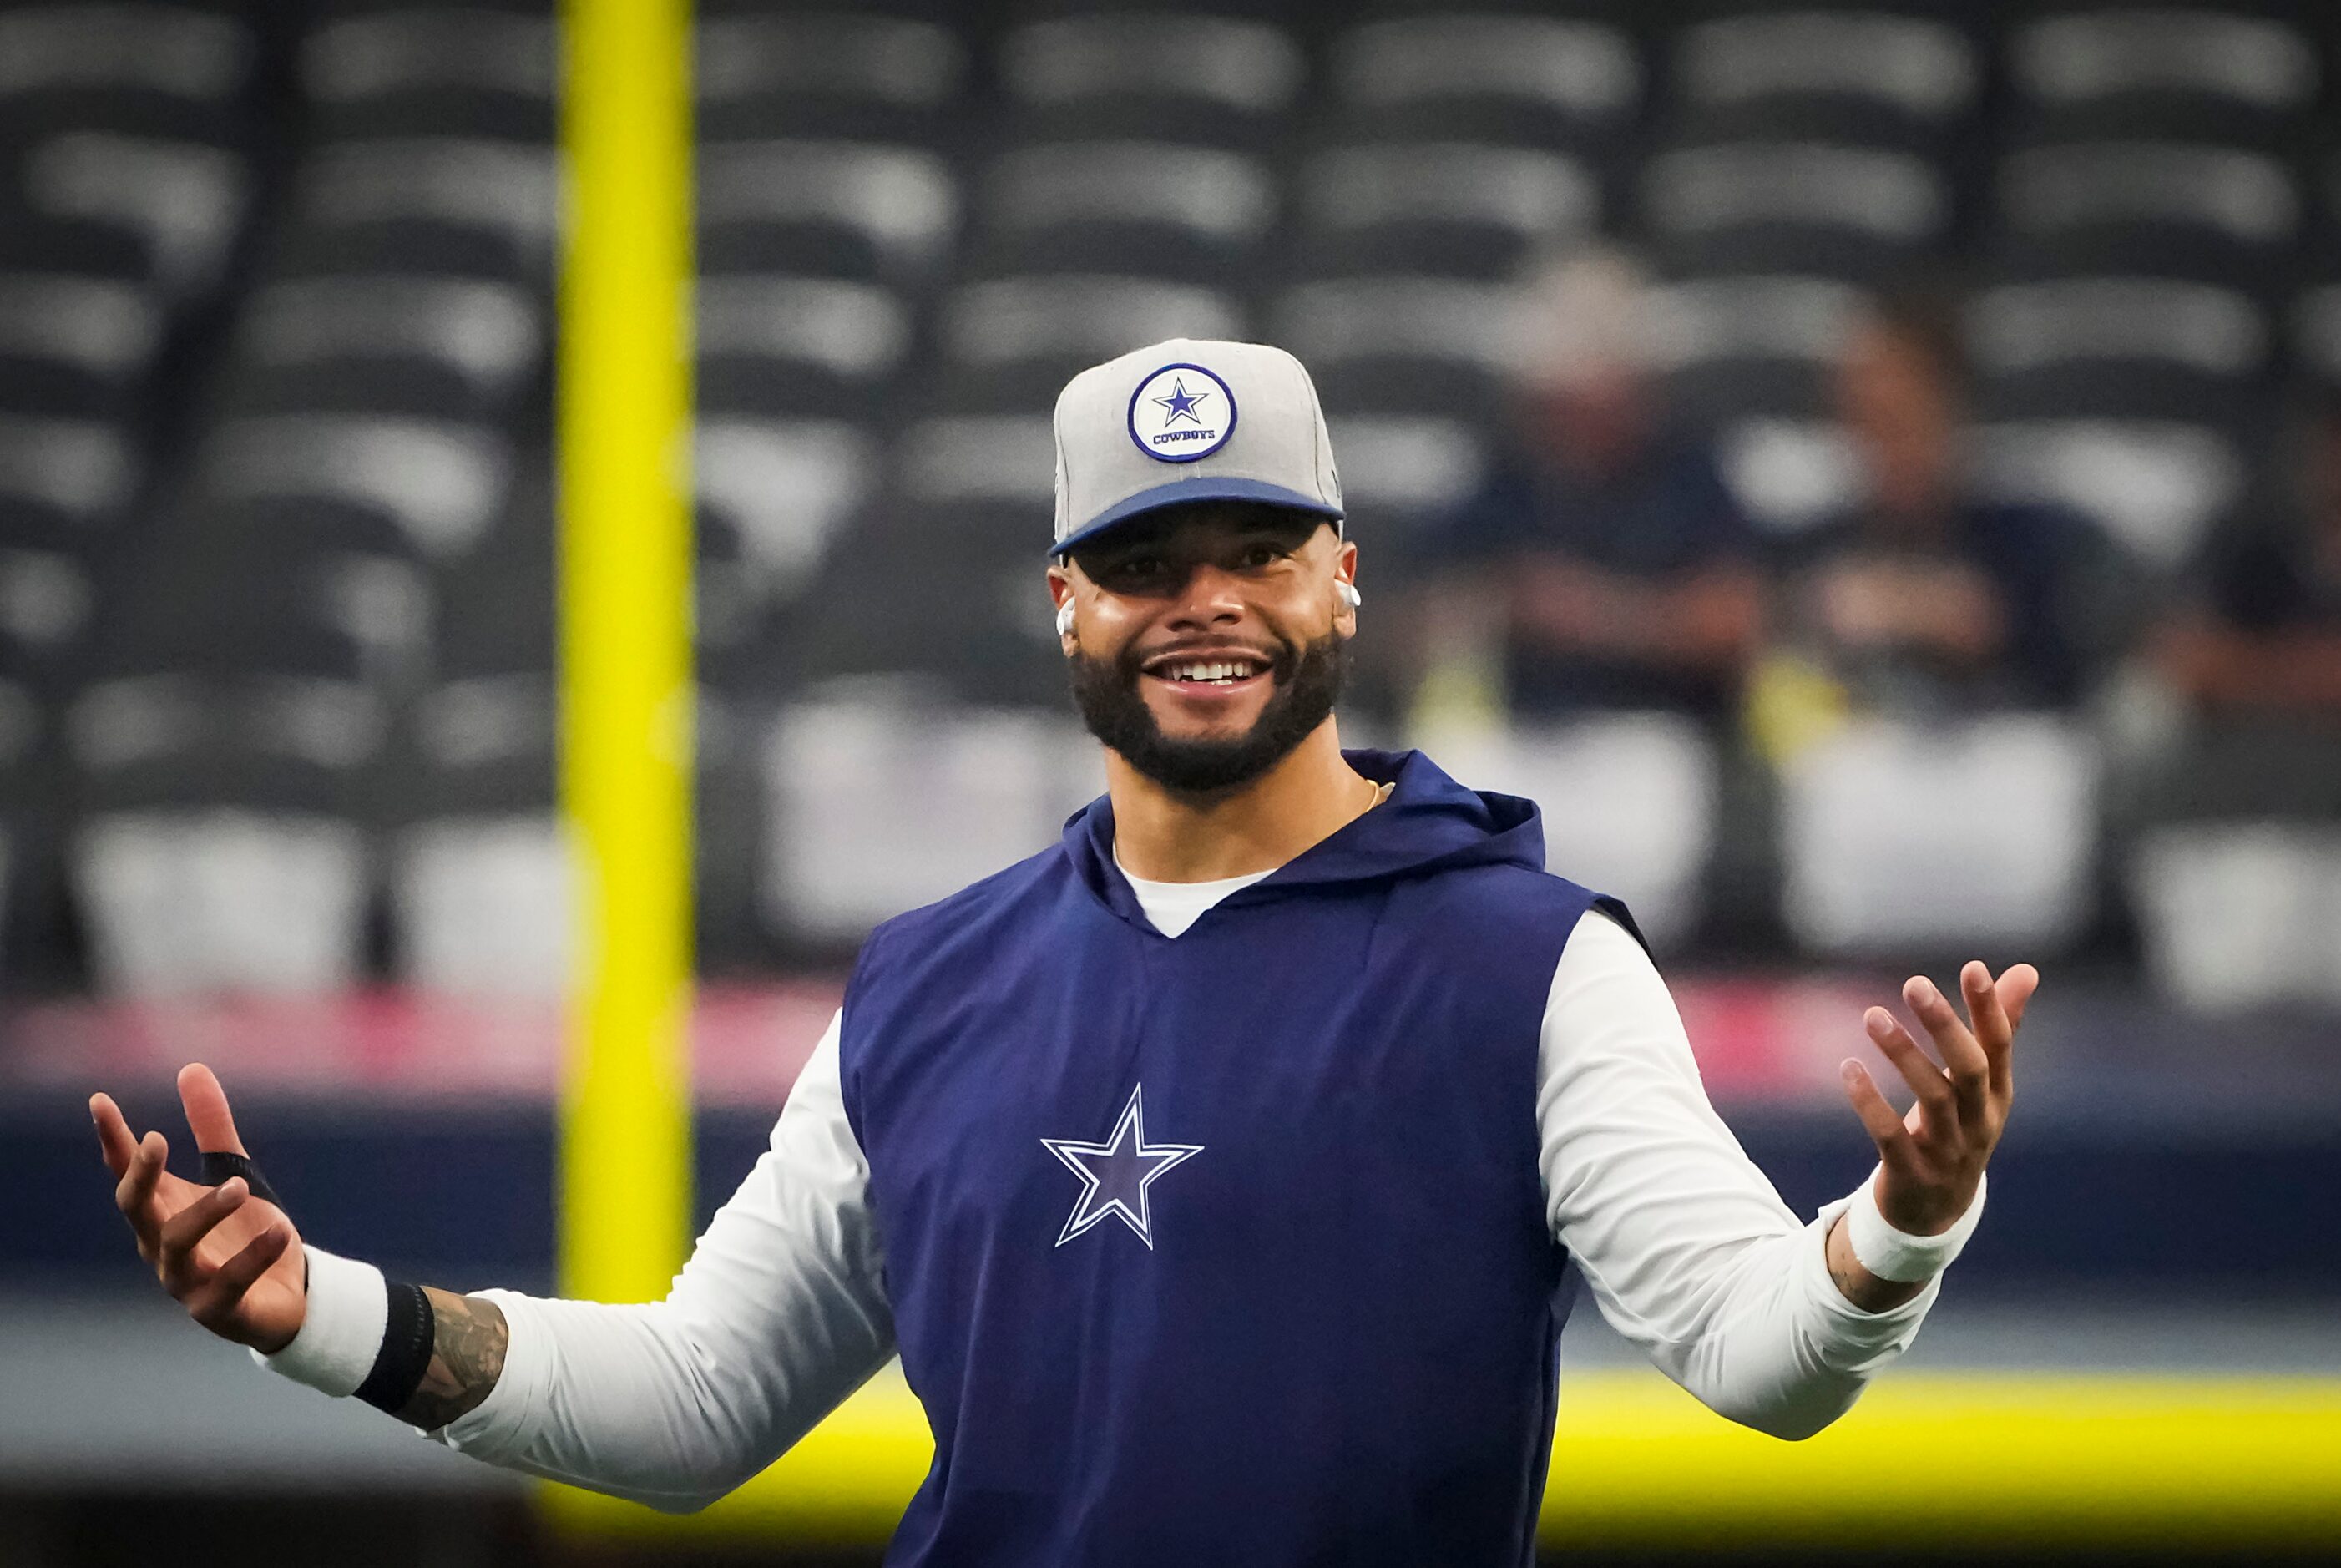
[[1772, 285, 2100, 721], [2156, 391, 2341, 729], [2145, 392, 2341, 821], [92, 339, 2033, 1565], [1417, 249, 1764, 728]]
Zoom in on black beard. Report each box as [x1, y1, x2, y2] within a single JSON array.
[[1069, 630, 1349, 794]]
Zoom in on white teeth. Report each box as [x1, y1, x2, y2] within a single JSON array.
[[1162, 660, 1257, 683]]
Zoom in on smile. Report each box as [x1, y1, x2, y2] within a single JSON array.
[[1157, 660, 1263, 685], [1137, 645, 1282, 701]]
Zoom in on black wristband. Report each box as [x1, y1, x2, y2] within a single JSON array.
[[354, 1279, 436, 1415], [199, 1150, 281, 1207]]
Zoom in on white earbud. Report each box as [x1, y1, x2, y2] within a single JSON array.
[[1056, 600, 1077, 638], [1337, 580, 1363, 610]]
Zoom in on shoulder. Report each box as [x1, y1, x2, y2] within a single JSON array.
[[1769, 512, 1860, 569], [1555, 905, 1658, 984], [1399, 860, 1631, 964], [2193, 516, 2294, 583], [1653, 430, 1732, 488], [1963, 498, 2094, 560], [850, 841, 1072, 988], [1651, 432, 1748, 508], [2197, 519, 2313, 625]]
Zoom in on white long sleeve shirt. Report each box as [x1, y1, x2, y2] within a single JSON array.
[[379, 878, 1946, 1512]]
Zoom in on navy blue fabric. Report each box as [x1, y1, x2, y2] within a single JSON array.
[[2200, 516, 2341, 634], [839, 749, 1636, 1567], [1425, 436, 1758, 721], [1774, 498, 2096, 710]]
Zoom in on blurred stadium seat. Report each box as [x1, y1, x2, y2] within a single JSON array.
[[698, 139, 954, 283], [393, 813, 569, 994], [761, 699, 1098, 944], [75, 807, 370, 995], [695, 417, 876, 606], [1645, 272, 1858, 425], [2008, 8, 2318, 149], [0, 0, 2336, 998], [1671, 10, 1979, 149], [1297, 143, 1597, 282], [695, 9, 966, 145], [0, 271, 163, 421], [2132, 821, 2341, 1011], [231, 272, 543, 424], [972, 140, 1275, 284], [1272, 275, 1521, 422], [301, 5, 554, 144], [998, 11, 1302, 149], [19, 130, 251, 300], [1642, 140, 1950, 281], [1435, 715, 1718, 950], [1969, 417, 2242, 569], [0, 3, 257, 153], [1324, 13, 1641, 156], [1780, 716, 2101, 958]]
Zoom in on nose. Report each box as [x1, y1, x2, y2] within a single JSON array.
[[1162, 561, 1246, 631]]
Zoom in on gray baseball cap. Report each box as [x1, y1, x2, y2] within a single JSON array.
[[1050, 337, 1343, 557]]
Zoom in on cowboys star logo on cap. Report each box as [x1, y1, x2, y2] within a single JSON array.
[[1127, 362, 1237, 464]]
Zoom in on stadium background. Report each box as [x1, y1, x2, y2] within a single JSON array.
[[2, 0, 2337, 1562]]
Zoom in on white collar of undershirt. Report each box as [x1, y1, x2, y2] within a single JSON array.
[[1113, 847, 1277, 938], [1109, 778, 1394, 938]]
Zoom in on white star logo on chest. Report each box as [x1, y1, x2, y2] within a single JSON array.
[[1041, 1085, 1203, 1248]]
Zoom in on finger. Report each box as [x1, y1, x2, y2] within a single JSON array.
[[1839, 1059, 1916, 1169], [1963, 960, 2019, 1102], [1934, 965, 1996, 1124], [1865, 1006, 1958, 1130], [1904, 974, 1990, 1125], [1960, 960, 2010, 1049], [176, 1063, 248, 1156], [189, 1222, 290, 1330], [90, 1094, 139, 1179], [159, 1176, 249, 1291], [1996, 962, 2041, 1058], [114, 1130, 169, 1244]]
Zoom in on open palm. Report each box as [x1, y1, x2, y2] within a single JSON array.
[[91, 1063, 306, 1353]]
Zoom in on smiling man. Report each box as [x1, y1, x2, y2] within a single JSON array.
[[94, 338, 2036, 1567]]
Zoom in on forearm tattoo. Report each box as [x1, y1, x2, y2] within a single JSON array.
[[393, 1288, 510, 1430]]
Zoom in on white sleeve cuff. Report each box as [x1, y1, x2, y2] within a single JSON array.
[[1829, 1165, 1987, 1282], [247, 1244, 387, 1398], [422, 1287, 550, 1454]]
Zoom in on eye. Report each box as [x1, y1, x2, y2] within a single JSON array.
[[1237, 541, 1284, 569], [1103, 555, 1165, 589]]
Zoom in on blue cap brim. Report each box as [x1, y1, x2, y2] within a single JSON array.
[[1050, 476, 1343, 558]]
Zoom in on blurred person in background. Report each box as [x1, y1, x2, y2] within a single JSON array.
[[1763, 285, 2098, 741], [2146, 394, 2341, 815], [1411, 248, 1763, 732]]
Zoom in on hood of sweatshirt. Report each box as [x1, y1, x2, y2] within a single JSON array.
[[1059, 747, 1548, 932]]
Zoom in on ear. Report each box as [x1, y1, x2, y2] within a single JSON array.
[[1047, 564, 1078, 652], [1333, 539, 1361, 637]]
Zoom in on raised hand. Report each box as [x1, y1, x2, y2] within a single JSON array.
[[1841, 959, 2038, 1237], [91, 1065, 307, 1353]]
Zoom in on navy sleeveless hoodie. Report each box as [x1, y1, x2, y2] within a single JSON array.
[[838, 748, 1638, 1567]]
